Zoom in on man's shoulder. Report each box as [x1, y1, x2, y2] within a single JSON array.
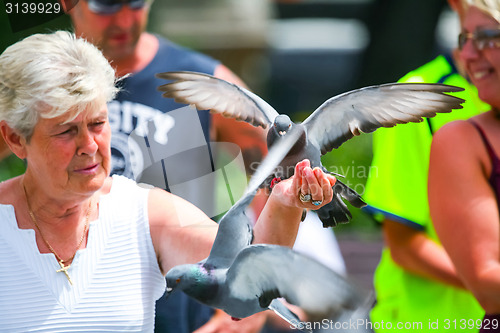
[[154, 35, 220, 74]]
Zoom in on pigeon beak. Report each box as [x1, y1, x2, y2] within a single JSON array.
[[164, 286, 173, 299], [279, 130, 286, 136]]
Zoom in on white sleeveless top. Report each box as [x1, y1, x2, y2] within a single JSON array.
[[0, 175, 166, 332]]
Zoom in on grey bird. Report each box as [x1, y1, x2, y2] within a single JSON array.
[[164, 129, 363, 332], [156, 71, 465, 227]]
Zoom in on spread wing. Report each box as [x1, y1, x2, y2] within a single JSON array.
[[226, 244, 363, 319], [205, 129, 302, 268], [156, 71, 279, 129], [302, 83, 465, 154]]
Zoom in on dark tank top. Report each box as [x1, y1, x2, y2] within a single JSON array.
[[470, 121, 500, 331], [470, 121, 500, 204]]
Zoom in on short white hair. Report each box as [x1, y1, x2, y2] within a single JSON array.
[[0, 31, 119, 140]]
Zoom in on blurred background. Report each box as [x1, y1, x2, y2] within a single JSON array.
[[0, 0, 458, 291]]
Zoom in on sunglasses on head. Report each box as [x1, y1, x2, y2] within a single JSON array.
[[86, 0, 150, 15], [458, 27, 500, 51]]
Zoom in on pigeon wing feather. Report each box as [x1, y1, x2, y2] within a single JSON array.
[[156, 71, 279, 128], [205, 129, 302, 268], [303, 83, 465, 154], [226, 244, 362, 318]]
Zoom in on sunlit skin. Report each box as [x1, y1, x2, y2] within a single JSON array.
[[429, 6, 500, 314], [460, 6, 500, 108], [64, 2, 274, 331], [0, 103, 112, 262], [22, 106, 111, 203]]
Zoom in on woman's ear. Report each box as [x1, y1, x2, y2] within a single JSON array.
[[60, 0, 79, 13], [0, 121, 27, 160], [448, 0, 467, 20]]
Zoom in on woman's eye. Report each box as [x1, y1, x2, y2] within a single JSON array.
[[57, 128, 74, 136]]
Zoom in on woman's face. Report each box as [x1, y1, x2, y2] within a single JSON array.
[[24, 104, 111, 199], [460, 6, 500, 107]]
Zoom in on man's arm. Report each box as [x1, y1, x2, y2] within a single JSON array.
[[212, 64, 269, 219], [212, 64, 268, 174]]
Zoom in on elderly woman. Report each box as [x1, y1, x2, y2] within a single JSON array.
[[0, 31, 335, 331], [429, 0, 500, 330]]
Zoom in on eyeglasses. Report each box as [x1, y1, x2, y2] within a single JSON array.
[[458, 27, 500, 51], [86, 0, 150, 15]]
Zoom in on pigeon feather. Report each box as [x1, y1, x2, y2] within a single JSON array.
[[156, 70, 464, 227], [164, 126, 362, 330], [303, 83, 464, 154], [226, 244, 361, 319], [157, 71, 279, 128], [205, 127, 302, 268]]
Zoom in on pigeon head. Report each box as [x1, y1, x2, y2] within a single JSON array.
[[273, 115, 292, 137], [165, 264, 218, 301], [166, 264, 198, 290]]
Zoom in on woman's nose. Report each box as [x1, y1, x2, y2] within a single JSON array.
[[76, 128, 98, 156]]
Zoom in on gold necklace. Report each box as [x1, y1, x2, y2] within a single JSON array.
[[22, 182, 91, 285]]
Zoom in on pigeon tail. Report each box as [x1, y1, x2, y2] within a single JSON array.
[[315, 180, 366, 227], [334, 178, 367, 208], [268, 299, 312, 333], [316, 196, 352, 227], [301, 209, 307, 222]]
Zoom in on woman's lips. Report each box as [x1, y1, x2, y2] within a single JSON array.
[[469, 64, 495, 81], [472, 69, 492, 80], [74, 163, 99, 175]]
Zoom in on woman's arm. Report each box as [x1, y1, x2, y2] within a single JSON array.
[[148, 187, 218, 274], [149, 159, 336, 273], [429, 120, 500, 313], [383, 218, 465, 289], [253, 159, 335, 246]]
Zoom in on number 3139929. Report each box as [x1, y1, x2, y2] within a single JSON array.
[[5, 2, 61, 14], [443, 319, 499, 330]]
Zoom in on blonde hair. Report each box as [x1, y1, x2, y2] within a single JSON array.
[[0, 31, 119, 140], [464, 0, 500, 22]]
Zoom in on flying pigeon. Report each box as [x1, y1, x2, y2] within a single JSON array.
[[164, 129, 363, 332], [156, 71, 465, 227]]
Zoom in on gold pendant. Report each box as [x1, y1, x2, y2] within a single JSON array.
[[56, 260, 73, 285]]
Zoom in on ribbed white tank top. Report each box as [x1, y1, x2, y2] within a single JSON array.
[[0, 175, 166, 332]]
